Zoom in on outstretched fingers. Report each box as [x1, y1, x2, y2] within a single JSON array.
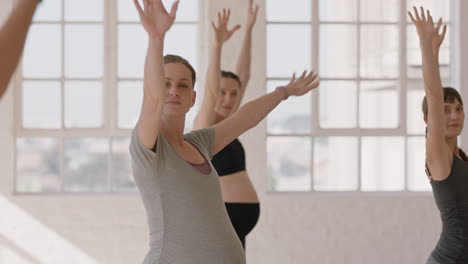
[[169, 0, 179, 21], [413, 6, 421, 21], [227, 9, 231, 23], [408, 11, 416, 23], [229, 24, 241, 36], [435, 18, 442, 32], [134, 0, 145, 18], [440, 24, 447, 40], [426, 10, 433, 24], [288, 73, 297, 86], [420, 6, 426, 21]]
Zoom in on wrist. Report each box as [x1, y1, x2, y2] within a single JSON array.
[[275, 86, 289, 100], [212, 41, 223, 49], [149, 35, 165, 43], [419, 39, 434, 48]]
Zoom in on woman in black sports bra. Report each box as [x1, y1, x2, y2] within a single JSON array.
[[409, 7, 468, 264], [193, 1, 260, 249]]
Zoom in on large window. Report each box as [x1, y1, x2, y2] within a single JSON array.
[[15, 0, 199, 193], [266, 0, 453, 192]]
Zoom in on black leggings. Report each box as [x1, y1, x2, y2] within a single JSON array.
[[225, 203, 260, 249]]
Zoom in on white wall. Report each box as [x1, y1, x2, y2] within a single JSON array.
[[1, 0, 465, 263]]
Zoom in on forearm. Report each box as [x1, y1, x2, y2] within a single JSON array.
[[0, 0, 39, 96], [235, 88, 285, 130], [143, 37, 166, 105], [206, 42, 222, 96], [235, 27, 253, 90], [193, 42, 222, 129], [420, 40, 443, 99]]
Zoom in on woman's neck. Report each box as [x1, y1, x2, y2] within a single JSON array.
[[160, 115, 186, 147], [446, 136, 459, 154]]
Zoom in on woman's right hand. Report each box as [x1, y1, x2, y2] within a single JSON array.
[[211, 9, 241, 46], [134, 0, 179, 39]]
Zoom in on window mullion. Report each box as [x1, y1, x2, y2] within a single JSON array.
[[399, 0, 409, 191]]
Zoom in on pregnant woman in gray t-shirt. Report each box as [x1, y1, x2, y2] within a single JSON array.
[[130, 0, 320, 263]]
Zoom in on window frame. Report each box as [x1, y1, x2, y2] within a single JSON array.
[[265, 0, 457, 193], [13, 0, 201, 194]]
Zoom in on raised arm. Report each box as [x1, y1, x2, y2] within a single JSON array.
[[234, 0, 259, 109], [134, 0, 179, 149], [212, 71, 319, 154], [193, 9, 240, 129], [0, 0, 40, 99], [408, 7, 451, 178]]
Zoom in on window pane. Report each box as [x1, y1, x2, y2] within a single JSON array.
[[23, 25, 62, 78], [360, 81, 398, 128], [407, 82, 426, 135], [319, 81, 357, 128], [118, 81, 143, 129], [319, 0, 357, 22], [118, 0, 199, 22], [406, 0, 451, 23], [22, 81, 61, 129], [111, 137, 136, 192], [65, 81, 102, 128], [407, 25, 451, 79], [266, 81, 311, 134], [33, 0, 61, 22], [16, 138, 60, 192], [118, 25, 146, 78], [267, 137, 311, 191], [361, 137, 405, 191], [266, 0, 311, 22], [165, 25, 198, 70], [64, 138, 109, 192], [360, 25, 398, 78], [65, 25, 103, 78], [408, 136, 431, 191], [267, 25, 311, 78], [320, 25, 357, 78], [65, 0, 103, 21], [314, 137, 358, 191], [360, 0, 399, 22]]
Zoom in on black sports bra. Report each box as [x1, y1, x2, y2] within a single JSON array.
[[211, 138, 246, 176]]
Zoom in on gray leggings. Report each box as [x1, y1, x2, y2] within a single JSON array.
[[426, 255, 440, 264]]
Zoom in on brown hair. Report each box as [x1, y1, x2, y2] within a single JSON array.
[[163, 54, 196, 89], [422, 87, 468, 162], [221, 70, 242, 89]]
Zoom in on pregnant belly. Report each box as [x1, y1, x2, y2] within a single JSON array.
[[219, 171, 259, 203]]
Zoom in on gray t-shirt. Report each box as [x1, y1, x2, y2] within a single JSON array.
[[129, 127, 246, 264]]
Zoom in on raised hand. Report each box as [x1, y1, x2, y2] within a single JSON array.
[[432, 17, 447, 56], [211, 9, 241, 46], [246, 0, 259, 30], [408, 6, 439, 43], [134, 0, 179, 38], [284, 71, 320, 97]]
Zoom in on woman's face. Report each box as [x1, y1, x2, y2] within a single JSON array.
[[444, 99, 465, 138], [162, 63, 196, 117], [214, 77, 240, 118]]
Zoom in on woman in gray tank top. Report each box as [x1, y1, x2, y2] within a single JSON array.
[[409, 7, 468, 264], [130, 1, 320, 263]]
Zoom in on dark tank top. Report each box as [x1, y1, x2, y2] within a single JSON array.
[[429, 154, 468, 263], [211, 138, 246, 176]]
